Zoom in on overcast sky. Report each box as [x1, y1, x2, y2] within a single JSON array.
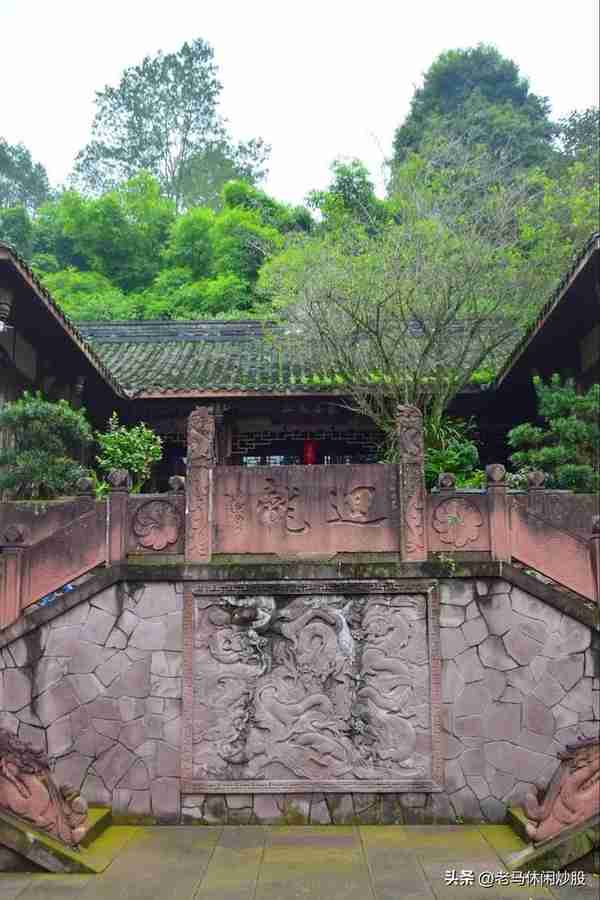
[[2, 0, 598, 205]]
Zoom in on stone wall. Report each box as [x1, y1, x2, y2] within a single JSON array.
[[0, 576, 597, 824], [0, 582, 183, 822]]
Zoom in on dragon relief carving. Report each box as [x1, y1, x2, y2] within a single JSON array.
[[0, 729, 88, 846], [191, 593, 432, 786], [524, 738, 600, 843]]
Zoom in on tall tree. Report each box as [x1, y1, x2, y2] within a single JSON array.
[[393, 45, 555, 168], [0, 139, 51, 211], [72, 38, 270, 209]]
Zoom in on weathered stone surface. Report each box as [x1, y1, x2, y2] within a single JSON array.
[[479, 593, 513, 636], [480, 796, 506, 821], [67, 673, 102, 704], [310, 798, 331, 823], [561, 679, 594, 714], [80, 607, 115, 645], [484, 702, 521, 741], [87, 696, 121, 720], [93, 743, 135, 789], [106, 658, 150, 698], [480, 668, 506, 700], [81, 772, 110, 805], [489, 580, 511, 595], [467, 775, 490, 800], [504, 621, 547, 665], [511, 588, 561, 628], [440, 605, 465, 627], [465, 601, 480, 621], [32, 659, 66, 698], [532, 674, 566, 707], [327, 794, 355, 824], [134, 585, 179, 619], [440, 580, 473, 606], [115, 609, 138, 637], [151, 651, 182, 677], [91, 587, 121, 616], [461, 617, 488, 647], [119, 719, 147, 750], [449, 786, 482, 820], [455, 715, 483, 739], [486, 768, 516, 799], [445, 758, 466, 792], [129, 620, 166, 651], [68, 643, 113, 674], [479, 636, 519, 670], [74, 726, 114, 758], [507, 666, 536, 695], [518, 728, 554, 754], [163, 716, 181, 747], [96, 653, 128, 687], [163, 613, 182, 652], [44, 626, 82, 657], [46, 715, 73, 757], [485, 742, 556, 782], [105, 628, 128, 650], [118, 697, 145, 721], [118, 759, 150, 790], [153, 741, 179, 777], [500, 687, 522, 703], [460, 748, 486, 775], [454, 647, 485, 683], [455, 684, 493, 717], [150, 676, 181, 698], [548, 655, 585, 691], [252, 794, 280, 823], [524, 695, 555, 736], [52, 752, 91, 791], [544, 619, 591, 657], [18, 723, 46, 752], [553, 704, 579, 729], [3, 668, 31, 711], [35, 680, 79, 726], [442, 660, 465, 702], [440, 627, 468, 659], [584, 648, 598, 677]]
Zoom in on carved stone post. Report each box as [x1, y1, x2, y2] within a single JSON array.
[[486, 464, 511, 562], [185, 407, 215, 563], [107, 469, 131, 565], [0, 546, 25, 629], [396, 405, 427, 561], [591, 516, 600, 606]]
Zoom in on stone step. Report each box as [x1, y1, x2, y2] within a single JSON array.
[[80, 805, 113, 848], [0, 806, 140, 874]]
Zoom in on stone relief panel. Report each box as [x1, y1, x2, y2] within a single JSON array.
[[129, 498, 183, 553], [215, 465, 399, 554], [428, 494, 490, 553], [186, 586, 440, 793]]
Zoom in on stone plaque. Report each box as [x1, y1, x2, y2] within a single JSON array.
[[182, 581, 442, 793]]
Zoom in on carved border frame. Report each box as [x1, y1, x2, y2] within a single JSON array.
[[181, 579, 443, 794]]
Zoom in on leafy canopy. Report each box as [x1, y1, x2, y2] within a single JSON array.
[[0, 392, 93, 499]]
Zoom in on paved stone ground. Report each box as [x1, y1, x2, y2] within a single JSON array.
[[0, 826, 597, 900]]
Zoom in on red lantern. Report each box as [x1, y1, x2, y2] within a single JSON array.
[[303, 439, 317, 465]]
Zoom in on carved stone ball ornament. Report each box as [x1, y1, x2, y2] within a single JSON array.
[[524, 738, 600, 844], [592, 515, 600, 536], [0, 728, 88, 846], [437, 472, 457, 491], [75, 476, 95, 496], [132, 499, 181, 551], [3, 524, 25, 544], [527, 470, 546, 490], [168, 475, 186, 493], [485, 463, 506, 485], [107, 469, 132, 491]]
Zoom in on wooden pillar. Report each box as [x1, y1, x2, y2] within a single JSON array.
[[185, 407, 215, 563], [396, 405, 427, 562], [486, 463, 511, 562], [107, 469, 131, 565]]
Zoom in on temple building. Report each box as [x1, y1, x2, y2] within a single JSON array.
[[0, 233, 598, 486]]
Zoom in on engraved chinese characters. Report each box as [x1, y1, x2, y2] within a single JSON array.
[[190, 592, 435, 791]]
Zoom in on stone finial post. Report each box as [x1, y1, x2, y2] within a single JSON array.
[[106, 469, 131, 565], [396, 405, 427, 561], [486, 464, 511, 562], [0, 287, 13, 327], [591, 516, 600, 606], [185, 407, 216, 563], [0, 546, 25, 629]]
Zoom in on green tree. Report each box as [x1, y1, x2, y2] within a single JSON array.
[[96, 413, 162, 493], [508, 376, 599, 492], [0, 205, 33, 256], [393, 44, 555, 167], [0, 392, 93, 499], [258, 138, 551, 445], [73, 39, 269, 210], [556, 107, 600, 164], [0, 139, 51, 211], [40, 269, 133, 321], [177, 138, 269, 211], [308, 159, 389, 234]]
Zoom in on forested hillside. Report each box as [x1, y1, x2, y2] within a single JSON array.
[[1, 41, 597, 325]]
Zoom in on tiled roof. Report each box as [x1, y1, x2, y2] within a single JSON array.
[[78, 321, 341, 397]]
